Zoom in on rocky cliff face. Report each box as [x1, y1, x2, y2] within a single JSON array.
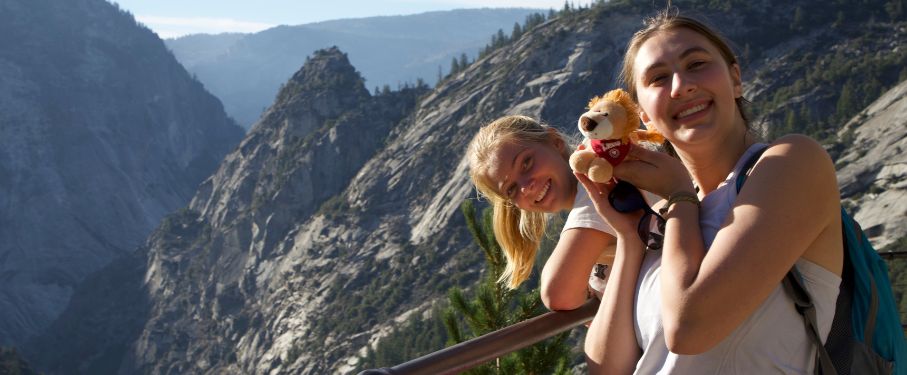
[[128, 48, 432, 374], [0, 0, 243, 346], [836, 79, 907, 249], [25, 0, 906, 373]]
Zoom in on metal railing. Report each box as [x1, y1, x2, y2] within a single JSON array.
[[358, 298, 599, 375], [877, 250, 907, 260]]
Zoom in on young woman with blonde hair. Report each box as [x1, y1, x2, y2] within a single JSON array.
[[466, 115, 618, 311]]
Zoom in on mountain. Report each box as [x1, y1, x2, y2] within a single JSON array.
[[0, 0, 244, 346], [25, 0, 907, 373], [164, 8, 546, 128]]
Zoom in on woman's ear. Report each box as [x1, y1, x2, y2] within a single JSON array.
[[547, 128, 566, 152], [731, 63, 743, 98]]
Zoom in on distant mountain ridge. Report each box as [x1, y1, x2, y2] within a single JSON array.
[[164, 8, 545, 128], [22, 0, 907, 374], [0, 0, 243, 346]]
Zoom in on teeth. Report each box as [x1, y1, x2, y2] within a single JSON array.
[[677, 104, 707, 118], [535, 181, 550, 202]]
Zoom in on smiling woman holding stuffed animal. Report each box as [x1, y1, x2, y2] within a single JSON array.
[[580, 10, 844, 374]]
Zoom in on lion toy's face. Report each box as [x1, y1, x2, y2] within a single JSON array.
[[577, 89, 640, 141]]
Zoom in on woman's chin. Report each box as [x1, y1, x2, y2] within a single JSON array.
[[669, 125, 715, 148]]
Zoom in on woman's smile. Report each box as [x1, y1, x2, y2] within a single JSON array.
[[673, 100, 711, 121], [534, 179, 551, 204]]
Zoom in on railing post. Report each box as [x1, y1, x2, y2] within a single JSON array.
[[358, 298, 600, 375]]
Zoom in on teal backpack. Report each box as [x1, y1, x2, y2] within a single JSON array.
[[737, 145, 907, 375]]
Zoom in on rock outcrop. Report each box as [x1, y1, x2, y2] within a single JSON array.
[[836, 79, 907, 249]]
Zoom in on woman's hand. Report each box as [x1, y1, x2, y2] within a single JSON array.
[[574, 172, 642, 240], [614, 145, 695, 199]]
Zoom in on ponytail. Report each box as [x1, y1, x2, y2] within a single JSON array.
[[491, 199, 549, 289]]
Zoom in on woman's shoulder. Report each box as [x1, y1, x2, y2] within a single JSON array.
[[759, 134, 834, 172], [749, 134, 838, 193], [764, 134, 831, 161]]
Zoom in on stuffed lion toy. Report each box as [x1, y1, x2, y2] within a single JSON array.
[[569, 88, 664, 183]]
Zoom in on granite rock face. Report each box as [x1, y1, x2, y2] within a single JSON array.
[[129, 47, 433, 375], [0, 0, 243, 346], [836, 79, 907, 249]]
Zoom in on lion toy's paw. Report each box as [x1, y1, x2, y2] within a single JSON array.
[[570, 150, 613, 183]]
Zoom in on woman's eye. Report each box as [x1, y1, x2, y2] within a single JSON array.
[[522, 157, 532, 170], [648, 75, 666, 85], [506, 185, 516, 198], [688, 61, 706, 70]]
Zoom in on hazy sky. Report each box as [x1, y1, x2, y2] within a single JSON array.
[[110, 0, 590, 38]]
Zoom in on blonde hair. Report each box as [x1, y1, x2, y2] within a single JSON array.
[[466, 115, 570, 289]]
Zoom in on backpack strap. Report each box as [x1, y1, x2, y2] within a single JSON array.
[[736, 145, 838, 375], [734, 144, 768, 193], [783, 270, 839, 375]]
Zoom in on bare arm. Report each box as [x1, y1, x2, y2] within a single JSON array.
[[621, 135, 843, 354], [573, 173, 647, 374], [584, 235, 645, 374], [541, 227, 615, 311]]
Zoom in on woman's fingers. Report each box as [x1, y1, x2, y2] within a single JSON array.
[[575, 172, 609, 207], [575, 172, 619, 221], [614, 145, 693, 198], [575, 172, 640, 236], [626, 143, 665, 160]]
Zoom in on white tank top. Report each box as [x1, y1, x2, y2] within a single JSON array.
[[633, 143, 841, 374]]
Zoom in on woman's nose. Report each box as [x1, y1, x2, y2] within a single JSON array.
[[671, 72, 696, 98], [519, 179, 535, 196]]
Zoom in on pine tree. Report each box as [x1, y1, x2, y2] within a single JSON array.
[[836, 81, 856, 122], [778, 108, 797, 140], [495, 29, 507, 48], [833, 10, 845, 28], [885, 0, 904, 20], [525, 13, 545, 31], [792, 6, 804, 31], [511, 22, 523, 41], [442, 201, 572, 375], [451, 57, 461, 75]]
